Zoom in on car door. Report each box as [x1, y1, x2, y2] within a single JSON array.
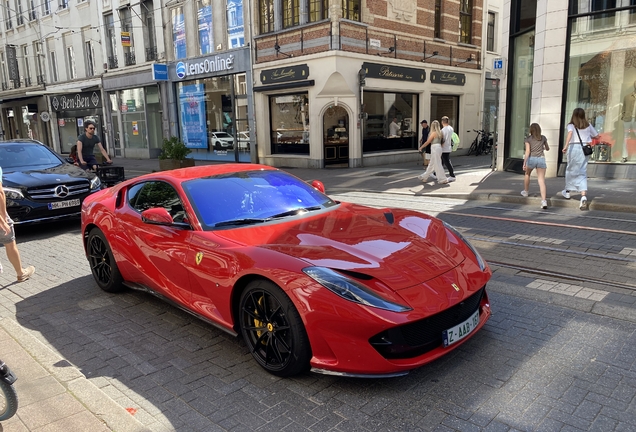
[[115, 180, 194, 306]]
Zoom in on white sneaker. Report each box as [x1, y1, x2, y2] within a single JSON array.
[[561, 190, 571, 199], [438, 179, 449, 184], [447, 177, 456, 182], [520, 190, 528, 197], [418, 174, 428, 182], [541, 200, 547, 209], [580, 196, 587, 210]]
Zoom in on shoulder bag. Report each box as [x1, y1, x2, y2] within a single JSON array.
[[575, 128, 593, 156]]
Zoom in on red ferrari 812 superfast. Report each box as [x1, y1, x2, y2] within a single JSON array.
[[81, 164, 491, 377]]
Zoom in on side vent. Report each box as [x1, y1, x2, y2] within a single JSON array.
[[383, 212, 394, 224]]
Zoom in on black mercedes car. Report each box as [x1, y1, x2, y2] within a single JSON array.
[[0, 140, 102, 224]]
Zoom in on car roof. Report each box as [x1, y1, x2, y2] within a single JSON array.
[[130, 163, 279, 182], [0, 139, 46, 146]]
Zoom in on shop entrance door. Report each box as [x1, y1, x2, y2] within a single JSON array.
[[323, 106, 349, 166]]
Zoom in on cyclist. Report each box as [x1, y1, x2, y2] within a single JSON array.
[[77, 120, 112, 171], [440, 116, 456, 182]]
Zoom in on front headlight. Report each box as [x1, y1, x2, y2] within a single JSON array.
[[443, 221, 487, 271], [3, 187, 24, 200], [303, 267, 411, 312], [90, 175, 102, 190]]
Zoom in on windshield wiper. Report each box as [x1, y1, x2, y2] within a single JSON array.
[[267, 206, 322, 219], [214, 218, 269, 227]]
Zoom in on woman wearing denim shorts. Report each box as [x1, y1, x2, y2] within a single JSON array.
[[521, 123, 550, 209]]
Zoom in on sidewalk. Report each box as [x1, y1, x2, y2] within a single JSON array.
[[0, 318, 149, 431], [113, 154, 636, 214]]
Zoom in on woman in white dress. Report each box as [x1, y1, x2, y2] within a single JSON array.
[[417, 120, 448, 184], [562, 108, 599, 210]]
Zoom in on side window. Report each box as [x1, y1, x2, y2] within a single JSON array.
[[131, 181, 187, 222], [127, 183, 145, 208]]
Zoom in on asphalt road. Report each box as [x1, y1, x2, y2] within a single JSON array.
[[1, 194, 636, 431]]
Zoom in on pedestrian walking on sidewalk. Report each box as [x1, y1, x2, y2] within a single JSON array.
[[440, 116, 456, 182], [562, 108, 599, 210], [419, 120, 431, 166], [0, 166, 35, 282], [418, 120, 448, 184], [520, 123, 550, 209]]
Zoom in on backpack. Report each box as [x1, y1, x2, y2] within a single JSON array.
[[451, 132, 460, 151]]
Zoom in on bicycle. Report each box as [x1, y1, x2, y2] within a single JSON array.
[[0, 359, 18, 421], [466, 130, 493, 156]]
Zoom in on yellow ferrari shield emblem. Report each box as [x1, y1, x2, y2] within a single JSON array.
[[452, 283, 460, 292], [195, 252, 203, 265]]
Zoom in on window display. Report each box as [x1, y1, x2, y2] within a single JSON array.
[[362, 91, 418, 153], [270, 93, 309, 155]]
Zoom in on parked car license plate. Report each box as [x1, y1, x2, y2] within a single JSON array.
[[48, 199, 80, 210], [442, 309, 480, 347]]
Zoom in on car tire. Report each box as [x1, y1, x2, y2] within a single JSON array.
[[215, 142, 221, 150], [87, 228, 124, 293], [239, 280, 311, 377]]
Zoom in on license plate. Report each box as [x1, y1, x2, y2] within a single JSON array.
[[442, 309, 480, 347], [48, 199, 80, 210]]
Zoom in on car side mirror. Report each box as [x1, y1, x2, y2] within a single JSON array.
[[141, 207, 174, 225], [309, 180, 325, 193]]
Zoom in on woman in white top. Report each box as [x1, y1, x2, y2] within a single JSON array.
[[562, 108, 599, 210], [417, 120, 448, 185]]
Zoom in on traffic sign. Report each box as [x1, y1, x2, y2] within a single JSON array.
[[493, 58, 504, 76]]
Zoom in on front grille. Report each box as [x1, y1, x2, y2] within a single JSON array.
[[370, 287, 485, 359], [27, 181, 90, 201]]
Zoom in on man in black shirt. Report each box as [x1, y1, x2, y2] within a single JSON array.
[[77, 120, 111, 171], [420, 120, 431, 165]]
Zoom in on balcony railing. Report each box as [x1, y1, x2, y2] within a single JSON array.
[[12, 80, 21, 89], [1, 82, 7, 91], [24, 77, 31, 86], [37, 74, 45, 85], [107, 56, 118, 69], [124, 52, 136, 66], [145, 46, 158, 62]]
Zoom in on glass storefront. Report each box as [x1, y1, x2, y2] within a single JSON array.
[[176, 73, 250, 162], [362, 91, 418, 153], [565, 6, 636, 163], [270, 93, 309, 155], [508, 30, 534, 160]]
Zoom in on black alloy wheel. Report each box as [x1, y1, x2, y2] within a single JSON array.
[[87, 228, 124, 293], [239, 280, 310, 377]]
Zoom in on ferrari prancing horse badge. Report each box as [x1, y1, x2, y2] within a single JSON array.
[[195, 252, 203, 265]]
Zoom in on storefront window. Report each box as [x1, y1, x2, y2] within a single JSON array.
[[565, 9, 636, 163], [270, 93, 309, 155], [176, 75, 249, 162], [507, 30, 534, 159], [362, 91, 418, 153]]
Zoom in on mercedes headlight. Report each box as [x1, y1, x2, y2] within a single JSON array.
[[3, 187, 24, 200], [303, 267, 411, 312], [443, 221, 487, 271], [90, 175, 102, 190]]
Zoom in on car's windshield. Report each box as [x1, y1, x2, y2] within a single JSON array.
[[183, 170, 338, 229], [215, 133, 231, 138], [0, 143, 62, 169]]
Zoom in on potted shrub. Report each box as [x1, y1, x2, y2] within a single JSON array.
[[158, 136, 195, 171]]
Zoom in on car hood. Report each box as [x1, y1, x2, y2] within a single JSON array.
[[2, 163, 94, 188], [216, 204, 464, 291]]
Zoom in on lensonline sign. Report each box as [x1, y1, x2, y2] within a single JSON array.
[[174, 55, 234, 80]]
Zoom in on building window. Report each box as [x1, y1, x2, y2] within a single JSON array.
[[0, 52, 7, 90], [362, 91, 418, 153], [22, 45, 30, 86], [5, 0, 12, 29], [590, 0, 617, 30], [42, 0, 49, 15], [49, 51, 58, 82], [142, 0, 158, 61], [459, 0, 472, 44], [309, 0, 327, 22], [227, 0, 245, 48], [28, 0, 35, 20], [119, 7, 135, 66], [105, 14, 118, 68], [259, 0, 274, 33], [85, 41, 95, 76], [487, 12, 495, 51], [172, 7, 186, 59], [434, 0, 441, 38], [283, 0, 300, 28], [58, 0, 67, 9], [270, 93, 310, 155], [342, 0, 359, 21], [198, 0, 213, 54], [34, 41, 45, 84], [66, 45, 76, 79], [15, 0, 23, 25]]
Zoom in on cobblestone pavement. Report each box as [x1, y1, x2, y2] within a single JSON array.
[[1, 203, 636, 431]]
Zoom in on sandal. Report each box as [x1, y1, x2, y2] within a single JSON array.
[[17, 266, 35, 282]]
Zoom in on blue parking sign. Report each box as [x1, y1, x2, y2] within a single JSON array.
[[494, 58, 503, 70]]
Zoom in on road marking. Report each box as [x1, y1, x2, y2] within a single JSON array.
[[526, 278, 608, 301]]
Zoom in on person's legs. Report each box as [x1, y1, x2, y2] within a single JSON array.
[[523, 168, 532, 194], [4, 241, 34, 281], [431, 145, 447, 183], [441, 152, 455, 178], [536, 167, 547, 200]]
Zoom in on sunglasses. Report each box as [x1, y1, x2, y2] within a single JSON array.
[[87, 126, 95, 130]]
